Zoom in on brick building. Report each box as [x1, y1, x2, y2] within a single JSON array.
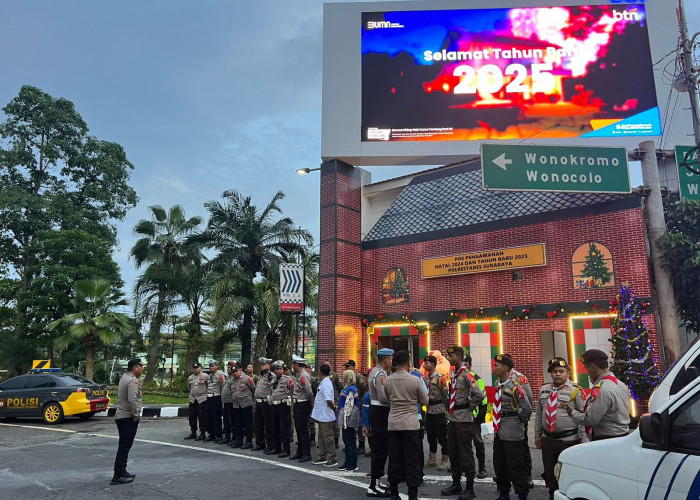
[[318, 158, 660, 399]]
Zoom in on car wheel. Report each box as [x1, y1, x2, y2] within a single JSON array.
[[78, 412, 96, 421], [42, 402, 64, 424]]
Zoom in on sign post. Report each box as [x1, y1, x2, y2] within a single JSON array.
[[675, 145, 700, 201], [481, 144, 631, 193], [280, 263, 304, 313]]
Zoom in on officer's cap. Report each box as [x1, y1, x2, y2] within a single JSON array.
[[423, 355, 437, 365], [579, 349, 609, 365], [271, 360, 284, 370], [493, 354, 514, 369], [343, 359, 356, 368], [259, 357, 272, 365], [208, 360, 218, 367], [192, 362, 201, 369], [377, 348, 394, 356], [547, 357, 570, 372], [127, 358, 143, 370], [291, 354, 307, 365], [446, 345, 464, 357], [228, 361, 239, 370]]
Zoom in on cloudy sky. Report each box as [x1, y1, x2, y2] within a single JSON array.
[[2, 0, 699, 302]]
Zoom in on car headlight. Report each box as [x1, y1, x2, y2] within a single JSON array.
[[554, 461, 562, 482]]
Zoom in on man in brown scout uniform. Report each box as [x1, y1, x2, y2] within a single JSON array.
[[185, 362, 208, 441], [265, 360, 295, 457], [291, 354, 313, 462], [422, 354, 449, 471], [440, 346, 486, 500], [492, 354, 532, 500], [229, 362, 256, 448], [534, 357, 585, 500], [111, 358, 143, 485], [565, 349, 630, 441]]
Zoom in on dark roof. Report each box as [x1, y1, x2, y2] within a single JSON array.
[[362, 160, 640, 249]]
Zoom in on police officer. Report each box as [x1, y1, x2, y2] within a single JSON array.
[[534, 357, 585, 500], [492, 354, 532, 500], [253, 357, 274, 451], [344, 359, 367, 455], [366, 348, 393, 498], [265, 360, 294, 458], [185, 362, 208, 441], [221, 361, 236, 444], [565, 349, 630, 441], [229, 362, 256, 448], [440, 346, 486, 500], [206, 360, 226, 443], [384, 350, 429, 500], [422, 355, 448, 471], [291, 354, 313, 462], [111, 358, 143, 485], [504, 354, 535, 488], [464, 354, 488, 478]]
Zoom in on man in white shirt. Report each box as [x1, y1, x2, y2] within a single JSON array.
[[311, 364, 338, 467]]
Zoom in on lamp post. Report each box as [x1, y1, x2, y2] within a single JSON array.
[[170, 315, 178, 383], [296, 167, 321, 175]]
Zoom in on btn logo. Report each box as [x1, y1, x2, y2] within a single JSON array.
[[6, 397, 40, 409]]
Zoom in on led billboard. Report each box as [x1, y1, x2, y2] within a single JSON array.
[[361, 4, 660, 143]]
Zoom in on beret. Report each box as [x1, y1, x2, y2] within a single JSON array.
[[493, 354, 514, 369], [446, 346, 464, 357], [547, 357, 570, 372], [377, 348, 394, 356], [579, 349, 609, 364]]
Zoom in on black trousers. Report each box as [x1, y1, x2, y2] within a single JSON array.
[[223, 402, 233, 438], [114, 417, 139, 477], [368, 405, 390, 479], [207, 396, 223, 438], [523, 420, 532, 476], [293, 401, 311, 456], [541, 437, 580, 496], [255, 401, 270, 447], [447, 420, 476, 481], [388, 429, 423, 488], [493, 434, 528, 495], [188, 400, 207, 434], [471, 421, 485, 469], [425, 412, 448, 454], [271, 403, 291, 453], [233, 405, 254, 444]]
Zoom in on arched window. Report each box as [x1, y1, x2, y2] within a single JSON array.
[[382, 267, 409, 304], [571, 242, 614, 289]]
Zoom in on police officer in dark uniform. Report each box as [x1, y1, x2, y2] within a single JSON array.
[[265, 360, 294, 458], [492, 354, 532, 500], [253, 357, 273, 451], [535, 357, 585, 500]]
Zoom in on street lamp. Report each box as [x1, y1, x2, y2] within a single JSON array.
[[296, 167, 321, 175], [170, 315, 178, 384]]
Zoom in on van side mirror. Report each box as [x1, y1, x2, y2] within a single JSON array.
[[639, 413, 664, 446]]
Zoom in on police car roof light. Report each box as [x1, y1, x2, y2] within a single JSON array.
[[28, 368, 63, 373]]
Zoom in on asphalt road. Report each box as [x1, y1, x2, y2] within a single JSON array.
[[0, 415, 552, 499]]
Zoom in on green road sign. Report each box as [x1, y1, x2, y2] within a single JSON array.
[[481, 144, 631, 193], [675, 145, 700, 201]]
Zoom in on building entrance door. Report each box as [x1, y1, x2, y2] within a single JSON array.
[[377, 336, 420, 368]]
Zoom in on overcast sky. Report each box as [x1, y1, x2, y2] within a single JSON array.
[[2, 1, 699, 304]]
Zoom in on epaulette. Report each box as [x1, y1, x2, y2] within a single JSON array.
[[570, 386, 581, 400]]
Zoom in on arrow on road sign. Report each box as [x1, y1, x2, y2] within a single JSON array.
[[493, 153, 512, 171]]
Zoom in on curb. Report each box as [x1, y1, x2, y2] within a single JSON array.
[[106, 406, 188, 418]]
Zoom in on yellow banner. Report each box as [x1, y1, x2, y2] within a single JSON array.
[[422, 244, 547, 278], [32, 359, 51, 369]]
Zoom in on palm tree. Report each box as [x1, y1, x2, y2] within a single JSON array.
[[131, 205, 203, 382], [49, 279, 132, 380], [193, 190, 312, 366]]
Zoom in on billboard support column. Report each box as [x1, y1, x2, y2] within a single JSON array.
[[678, 0, 700, 153], [639, 140, 681, 367]]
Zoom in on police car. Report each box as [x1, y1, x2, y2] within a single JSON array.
[[0, 369, 110, 424], [554, 345, 700, 500]]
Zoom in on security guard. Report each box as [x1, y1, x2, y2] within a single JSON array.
[[253, 357, 274, 451], [111, 358, 143, 485], [221, 361, 236, 444], [206, 360, 226, 443], [229, 362, 256, 448], [422, 355, 448, 470], [492, 354, 532, 500], [185, 362, 208, 441], [291, 354, 313, 462], [534, 357, 585, 500], [565, 349, 630, 441], [440, 346, 486, 500], [366, 347, 393, 498], [265, 360, 294, 458]]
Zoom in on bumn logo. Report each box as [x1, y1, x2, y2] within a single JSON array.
[[613, 9, 640, 21]]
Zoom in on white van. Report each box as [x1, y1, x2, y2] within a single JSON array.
[[554, 341, 700, 500]]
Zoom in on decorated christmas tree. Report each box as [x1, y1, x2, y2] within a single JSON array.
[[391, 268, 409, 299], [582, 242, 612, 287], [610, 283, 660, 399]]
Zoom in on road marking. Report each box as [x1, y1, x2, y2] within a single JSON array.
[[0, 422, 544, 495]]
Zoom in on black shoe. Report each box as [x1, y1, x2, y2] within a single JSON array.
[[358, 445, 366, 455], [123, 471, 136, 479], [364, 450, 372, 457], [110, 476, 134, 485], [264, 449, 280, 455], [528, 477, 534, 489], [220, 438, 231, 444], [230, 442, 242, 449], [205, 436, 216, 442], [184, 433, 197, 440], [441, 482, 462, 496], [252, 444, 265, 451], [290, 453, 303, 460], [195, 433, 206, 441], [477, 469, 487, 479], [241, 443, 253, 449], [298, 455, 312, 463], [458, 487, 476, 500], [278, 452, 290, 458]]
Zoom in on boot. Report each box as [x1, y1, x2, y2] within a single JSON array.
[[493, 489, 511, 500], [358, 444, 366, 455], [477, 467, 487, 479], [408, 487, 418, 500], [184, 432, 196, 440], [426, 452, 438, 468], [441, 479, 462, 496], [195, 432, 206, 441], [437, 455, 450, 471], [390, 483, 400, 500], [458, 478, 476, 500]]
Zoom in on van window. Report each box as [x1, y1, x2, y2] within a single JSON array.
[[669, 392, 700, 452], [666, 335, 700, 397]]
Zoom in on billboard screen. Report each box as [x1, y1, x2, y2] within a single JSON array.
[[361, 4, 660, 143]]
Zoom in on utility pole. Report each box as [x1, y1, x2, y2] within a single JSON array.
[[677, 0, 700, 154], [639, 141, 682, 367]]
